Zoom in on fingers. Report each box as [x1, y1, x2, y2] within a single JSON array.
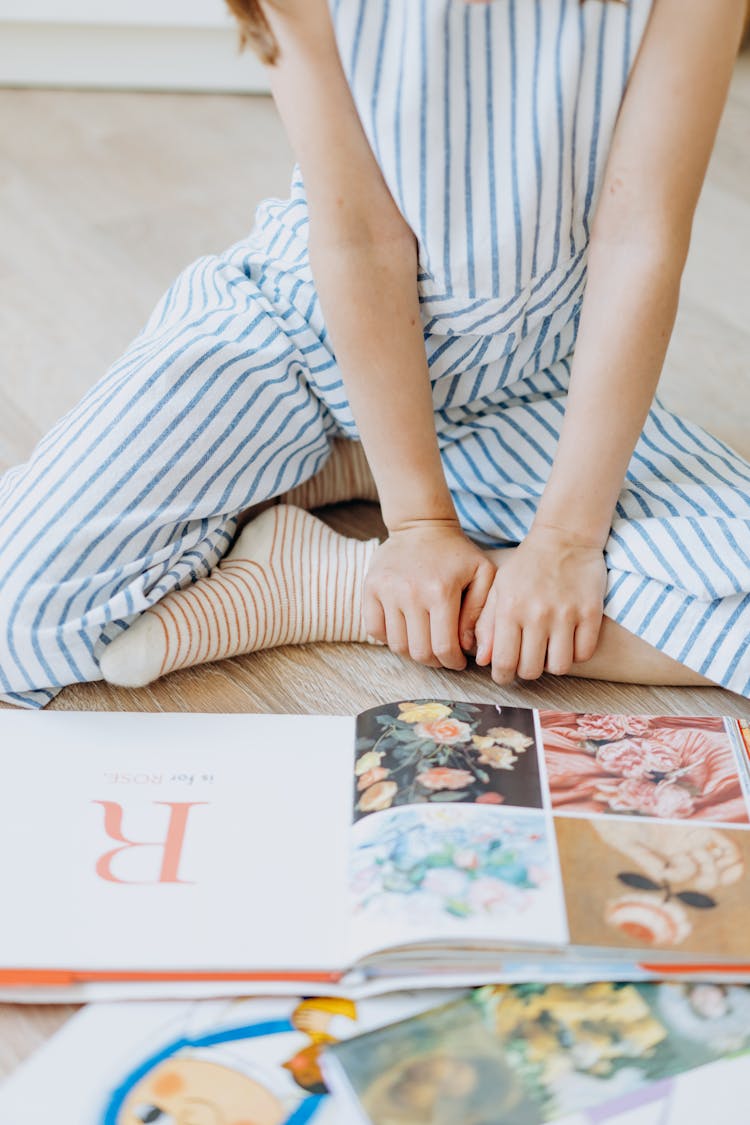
[[573, 612, 603, 665], [384, 607, 409, 658], [365, 591, 444, 668], [374, 598, 440, 668], [474, 588, 496, 666], [480, 602, 601, 685], [430, 593, 467, 671], [545, 615, 576, 677], [369, 586, 599, 682], [458, 561, 496, 653], [363, 589, 386, 644], [490, 622, 522, 685], [405, 608, 442, 668], [517, 621, 549, 681], [362, 526, 508, 670], [365, 554, 477, 669]]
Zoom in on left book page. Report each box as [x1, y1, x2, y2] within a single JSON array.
[[0, 711, 355, 976]]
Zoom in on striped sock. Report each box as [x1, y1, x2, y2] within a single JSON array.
[[278, 438, 378, 508], [99, 505, 380, 688]]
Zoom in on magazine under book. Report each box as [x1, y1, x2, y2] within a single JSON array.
[[0, 704, 749, 1001], [2, 983, 750, 1125], [0, 992, 453, 1124], [324, 980, 750, 1125]]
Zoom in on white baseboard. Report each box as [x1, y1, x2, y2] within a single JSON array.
[[0, 22, 271, 93]]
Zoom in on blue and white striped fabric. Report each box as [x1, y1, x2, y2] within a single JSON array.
[[2, 0, 750, 706]]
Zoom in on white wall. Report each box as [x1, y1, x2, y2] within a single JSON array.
[[0, 0, 237, 24], [0, 0, 271, 92]]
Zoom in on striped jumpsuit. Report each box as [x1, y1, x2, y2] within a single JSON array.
[[2, 0, 750, 708]]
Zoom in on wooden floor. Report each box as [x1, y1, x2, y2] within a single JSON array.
[[1, 58, 750, 1078]]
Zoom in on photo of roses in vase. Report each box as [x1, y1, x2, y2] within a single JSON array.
[[353, 700, 542, 822]]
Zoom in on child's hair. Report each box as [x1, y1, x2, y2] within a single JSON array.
[[226, 0, 626, 66], [225, 0, 279, 65]]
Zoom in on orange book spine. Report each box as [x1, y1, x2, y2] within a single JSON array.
[[0, 968, 343, 987]]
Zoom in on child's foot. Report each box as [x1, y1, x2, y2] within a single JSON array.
[[99, 505, 380, 688], [278, 438, 378, 508]]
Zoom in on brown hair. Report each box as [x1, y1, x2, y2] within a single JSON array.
[[226, 0, 627, 66], [225, 0, 279, 65]]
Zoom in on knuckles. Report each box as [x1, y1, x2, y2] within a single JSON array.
[[556, 604, 579, 626], [369, 573, 459, 605]]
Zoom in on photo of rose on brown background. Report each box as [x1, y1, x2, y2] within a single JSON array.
[[556, 816, 750, 958]]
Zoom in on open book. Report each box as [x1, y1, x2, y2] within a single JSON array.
[[1, 703, 749, 1000]]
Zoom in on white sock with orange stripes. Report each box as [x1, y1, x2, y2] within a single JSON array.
[[99, 505, 380, 688], [278, 438, 378, 508]]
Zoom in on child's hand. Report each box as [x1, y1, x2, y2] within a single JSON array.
[[474, 526, 607, 683], [364, 521, 495, 670]]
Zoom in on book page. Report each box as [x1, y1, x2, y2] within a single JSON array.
[[542, 711, 750, 961], [0, 711, 354, 975], [347, 701, 569, 963], [347, 702, 750, 968]]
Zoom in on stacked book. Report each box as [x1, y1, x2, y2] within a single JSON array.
[[1, 701, 749, 1122]]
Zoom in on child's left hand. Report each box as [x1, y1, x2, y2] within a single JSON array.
[[474, 526, 607, 683]]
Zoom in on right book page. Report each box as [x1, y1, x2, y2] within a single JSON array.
[[346, 701, 750, 968], [544, 710, 750, 960], [347, 700, 569, 963]]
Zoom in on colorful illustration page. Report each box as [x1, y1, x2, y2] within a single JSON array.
[[347, 702, 750, 965], [347, 700, 569, 962], [0, 711, 355, 976], [0, 993, 445, 1125]]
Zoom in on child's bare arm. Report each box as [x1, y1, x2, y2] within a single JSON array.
[[477, 0, 747, 683], [255, 1, 494, 669]]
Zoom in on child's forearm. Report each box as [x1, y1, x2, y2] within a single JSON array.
[[535, 0, 745, 551], [253, 1, 456, 534], [309, 232, 456, 533], [533, 233, 686, 548]]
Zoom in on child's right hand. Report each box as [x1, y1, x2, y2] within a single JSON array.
[[363, 521, 495, 671]]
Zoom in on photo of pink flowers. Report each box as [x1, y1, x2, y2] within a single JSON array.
[[540, 711, 749, 824], [352, 701, 542, 822]]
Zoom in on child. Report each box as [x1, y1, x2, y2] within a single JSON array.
[[1, 0, 749, 708]]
